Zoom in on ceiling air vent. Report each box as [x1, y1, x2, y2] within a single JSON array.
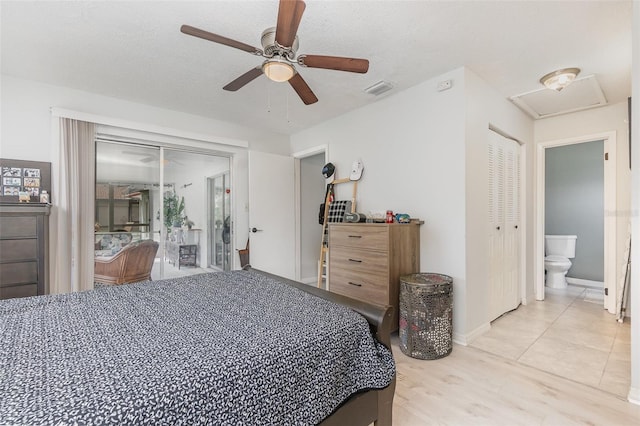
[[510, 75, 607, 119], [364, 80, 393, 96]]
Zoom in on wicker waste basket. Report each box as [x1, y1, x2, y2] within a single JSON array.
[[399, 273, 453, 360]]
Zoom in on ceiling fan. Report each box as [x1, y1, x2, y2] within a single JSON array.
[[180, 0, 369, 105]]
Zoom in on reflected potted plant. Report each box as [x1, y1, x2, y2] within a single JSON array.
[[159, 191, 185, 233]]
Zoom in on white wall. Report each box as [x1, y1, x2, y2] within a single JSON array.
[[291, 67, 468, 334], [464, 68, 534, 336], [291, 68, 526, 339], [628, 0, 639, 405], [0, 75, 290, 159], [290, 67, 531, 341]]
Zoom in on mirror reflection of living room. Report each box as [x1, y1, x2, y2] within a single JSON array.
[[94, 142, 232, 284]]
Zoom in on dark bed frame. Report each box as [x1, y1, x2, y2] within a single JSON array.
[[248, 267, 396, 426]]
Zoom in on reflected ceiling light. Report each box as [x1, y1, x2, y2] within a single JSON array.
[[540, 67, 581, 91], [262, 57, 295, 82]]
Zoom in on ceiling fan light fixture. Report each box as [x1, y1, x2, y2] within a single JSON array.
[[540, 67, 581, 91], [263, 58, 295, 82]]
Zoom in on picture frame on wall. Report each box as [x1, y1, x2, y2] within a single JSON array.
[[0, 158, 51, 204], [2, 177, 21, 186], [2, 167, 22, 177]]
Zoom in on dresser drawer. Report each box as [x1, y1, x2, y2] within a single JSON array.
[[0, 204, 49, 300], [0, 216, 37, 238], [0, 262, 38, 286], [0, 239, 38, 262], [329, 224, 388, 250], [0, 283, 38, 299], [329, 271, 388, 306], [329, 246, 388, 275]]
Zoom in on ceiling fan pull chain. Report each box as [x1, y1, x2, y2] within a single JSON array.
[[286, 89, 290, 123], [267, 80, 272, 114]]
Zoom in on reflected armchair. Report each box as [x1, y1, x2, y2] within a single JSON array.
[[94, 240, 159, 285]]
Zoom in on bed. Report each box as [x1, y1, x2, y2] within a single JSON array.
[[0, 267, 396, 425]]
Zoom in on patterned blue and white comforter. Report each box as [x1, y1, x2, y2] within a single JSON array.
[[0, 270, 395, 425]]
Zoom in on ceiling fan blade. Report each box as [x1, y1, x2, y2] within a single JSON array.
[[223, 67, 264, 91], [298, 55, 369, 73], [181, 25, 261, 55], [288, 73, 318, 105], [275, 0, 306, 47]]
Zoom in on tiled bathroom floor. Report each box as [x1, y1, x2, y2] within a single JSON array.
[[470, 286, 631, 398]]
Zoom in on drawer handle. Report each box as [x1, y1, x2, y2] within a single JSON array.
[[348, 235, 362, 238], [348, 281, 363, 287], [348, 258, 362, 263]]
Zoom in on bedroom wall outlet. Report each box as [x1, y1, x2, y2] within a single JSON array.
[[437, 79, 452, 91]]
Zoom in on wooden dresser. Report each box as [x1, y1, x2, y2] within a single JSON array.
[[0, 204, 50, 299], [328, 222, 421, 328]]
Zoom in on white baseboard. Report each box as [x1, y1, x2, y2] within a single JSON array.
[[628, 386, 640, 406], [566, 277, 603, 289], [453, 322, 491, 346]]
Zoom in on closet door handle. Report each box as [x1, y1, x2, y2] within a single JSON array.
[[348, 281, 363, 287], [348, 258, 362, 263], [348, 235, 362, 238], [515, 225, 518, 229], [496, 226, 501, 230]]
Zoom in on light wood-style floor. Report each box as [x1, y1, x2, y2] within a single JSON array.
[[471, 286, 630, 397], [391, 287, 639, 425]]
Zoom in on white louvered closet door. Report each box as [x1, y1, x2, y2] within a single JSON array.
[[488, 130, 521, 322]]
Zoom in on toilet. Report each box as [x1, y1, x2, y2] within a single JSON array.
[[544, 235, 577, 289]]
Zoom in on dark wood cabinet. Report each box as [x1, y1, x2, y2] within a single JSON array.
[[0, 204, 50, 299]]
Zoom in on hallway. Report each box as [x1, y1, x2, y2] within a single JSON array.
[[470, 286, 630, 398]]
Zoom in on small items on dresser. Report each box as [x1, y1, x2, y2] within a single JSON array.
[[395, 213, 411, 223], [385, 210, 394, 223]]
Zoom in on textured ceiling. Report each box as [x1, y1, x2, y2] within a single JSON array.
[[0, 1, 633, 135]]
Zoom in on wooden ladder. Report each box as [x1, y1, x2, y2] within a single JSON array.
[[317, 177, 358, 289]]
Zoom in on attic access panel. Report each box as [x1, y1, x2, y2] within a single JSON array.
[[510, 75, 607, 119]]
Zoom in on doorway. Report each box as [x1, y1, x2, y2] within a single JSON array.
[[546, 141, 604, 291], [95, 140, 231, 281], [208, 172, 231, 271], [294, 146, 327, 284], [535, 132, 617, 313]]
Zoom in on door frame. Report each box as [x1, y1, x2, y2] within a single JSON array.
[[292, 145, 328, 282], [207, 171, 232, 271], [534, 131, 617, 313]]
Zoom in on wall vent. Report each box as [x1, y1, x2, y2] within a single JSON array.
[[364, 80, 394, 96]]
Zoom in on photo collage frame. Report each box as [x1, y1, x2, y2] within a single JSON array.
[[0, 159, 51, 204]]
